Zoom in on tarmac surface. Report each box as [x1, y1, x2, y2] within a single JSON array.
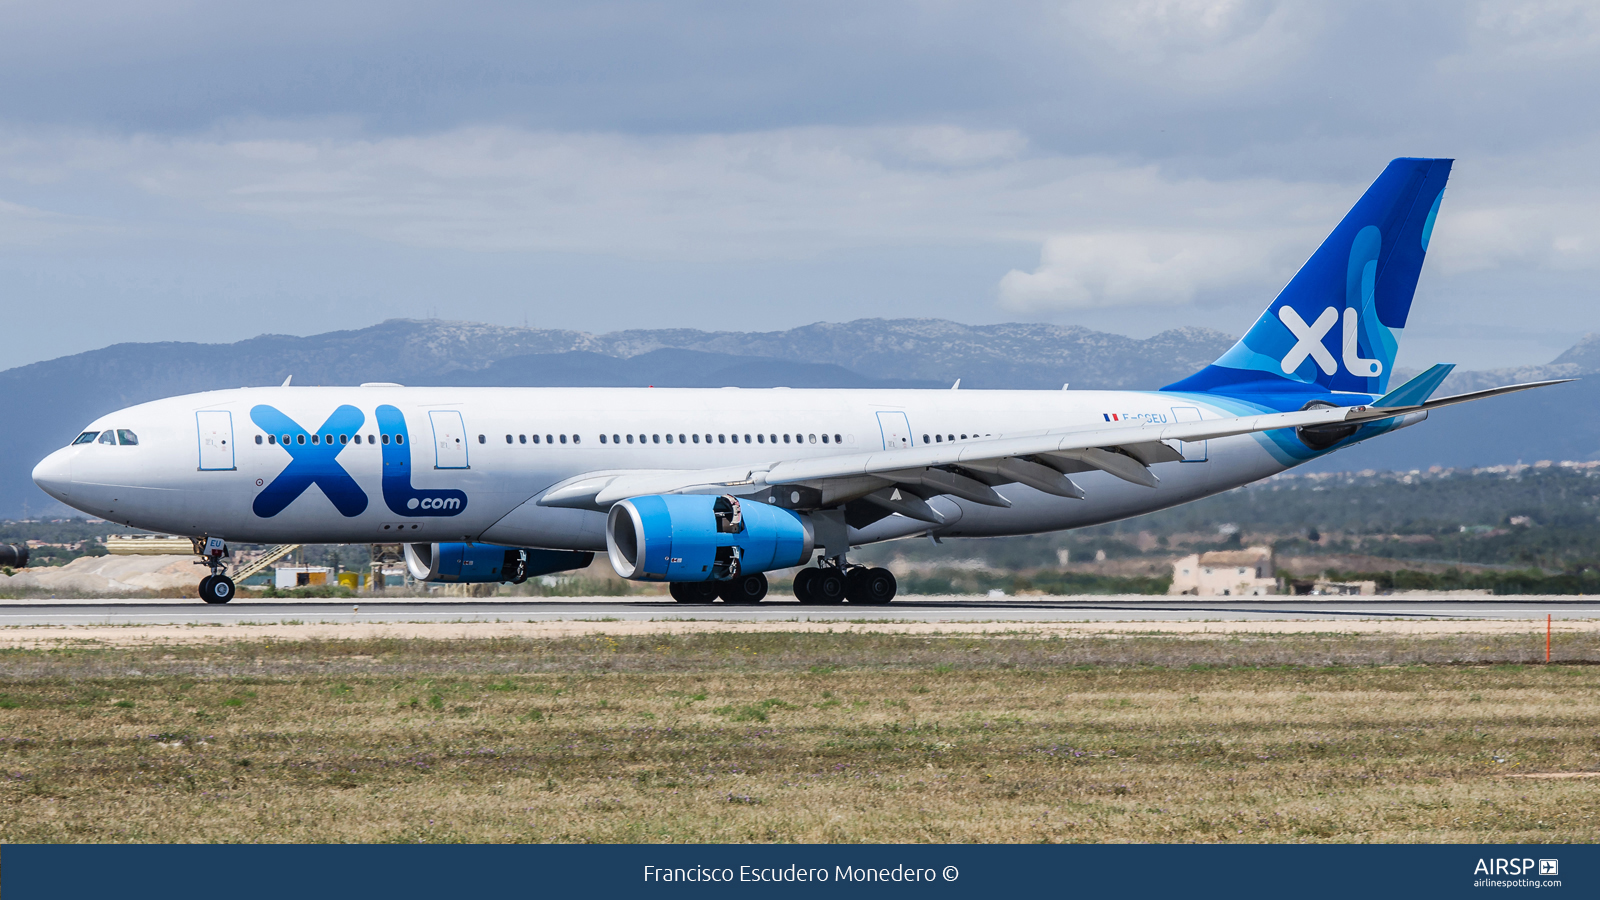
[[2, 596, 1598, 627]]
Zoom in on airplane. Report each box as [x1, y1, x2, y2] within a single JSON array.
[[29, 157, 1566, 605]]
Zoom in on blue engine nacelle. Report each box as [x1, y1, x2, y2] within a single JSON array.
[[404, 543, 594, 583], [606, 494, 814, 582]]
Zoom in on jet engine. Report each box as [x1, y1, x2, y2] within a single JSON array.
[[403, 543, 594, 584], [606, 494, 813, 582], [0, 543, 27, 569]]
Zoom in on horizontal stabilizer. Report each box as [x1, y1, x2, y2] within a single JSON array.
[[1375, 363, 1454, 407]]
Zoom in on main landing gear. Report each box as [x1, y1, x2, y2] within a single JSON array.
[[794, 563, 896, 605], [670, 572, 769, 605]]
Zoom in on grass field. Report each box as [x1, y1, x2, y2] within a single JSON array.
[[1, 630, 1597, 843]]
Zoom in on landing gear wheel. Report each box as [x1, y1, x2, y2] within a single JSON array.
[[811, 568, 847, 605], [670, 582, 719, 604], [202, 575, 236, 605], [793, 568, 819, 604], [846, 567, 896, 605], [719, 572, 768, 604]]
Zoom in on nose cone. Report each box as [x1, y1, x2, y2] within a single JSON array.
[[32, 449, 73, 502]]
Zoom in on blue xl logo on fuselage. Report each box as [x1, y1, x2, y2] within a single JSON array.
[[248, 404, 467, 519], [250, 405, 369, 518], [376, 405, 468, 517]]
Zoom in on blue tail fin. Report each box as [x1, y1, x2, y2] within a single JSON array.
[[1164, 158, 1452, 397]]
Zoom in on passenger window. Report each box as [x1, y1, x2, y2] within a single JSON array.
[[756, 434, 764, 443], [478, 434, 486, 444], [532, 434, 541, 444], [705, 434, 712, 443], [783, 434, 791, 443], [680, 434, 687, 444], [599, 434, 607, 444], [545, 434, 552, 444], [255, 434, 263, 444], [98, 431, 116, 445], [72, 431, 98, 445], [948, 434, 955, 442], [808, 434, 816, 443], [613, 434, 620, 444], [960, 434, 967, 440], [835, 434, 842, 444], [573, 435, 580, 444], [505, 435, 512, 444], [666, 434, 673, 444], [311, 435, 320, 445], [352, 435, 360, 444], [381, 434, 390, 445], [653, 434, 660, 444], [340, 434, 349, 445], [743, 434, 751, 443], [692, 434, 700, 443], [560, 434, 568, 444], [269, 435, 277, 445], [626, 434, 634, 444], [396, 434, 404, 445], [520, 434, 527, 444], [936, 435, 942, 442], [719, 434, 726, 443], [368, 434, 375, 443], [821, 434, 829, 444], [922, 434, 930, 444]]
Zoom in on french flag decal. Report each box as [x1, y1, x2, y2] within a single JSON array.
[[1103, 413, 1120, 422]]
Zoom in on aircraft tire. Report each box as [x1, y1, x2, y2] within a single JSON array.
[[719, 572, 768, 604], [811, 568, 847, 605], [202, 575, 236, 605], [198, 575, 215, 601], [793, 568, 818, 604], [846, 566, 896, 604], [670, 582, 719, 604], [860, 567, 896, 604]]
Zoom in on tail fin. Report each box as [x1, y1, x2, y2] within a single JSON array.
[[1164, 158, 1453, 396]]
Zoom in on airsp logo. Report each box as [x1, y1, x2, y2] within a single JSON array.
[[1278, 306, 1383, 378]]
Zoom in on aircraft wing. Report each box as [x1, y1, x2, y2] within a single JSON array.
[[538, 379, 1571, 521]]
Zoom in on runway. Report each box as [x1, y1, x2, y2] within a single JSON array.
[[3, 596, 1598, 626]]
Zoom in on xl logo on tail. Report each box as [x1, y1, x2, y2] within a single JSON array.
[[1278, 306, 1383, 378]]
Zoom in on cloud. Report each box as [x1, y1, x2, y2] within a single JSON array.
[[997, 230, 1289, 310]]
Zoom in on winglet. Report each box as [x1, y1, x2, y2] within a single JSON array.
[[1375, 363, 1454, 407], [281, 375, 293, 387]]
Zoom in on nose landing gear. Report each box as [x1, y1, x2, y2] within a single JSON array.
[[194, 536, 236, 604], [199, 574, 236, 604]]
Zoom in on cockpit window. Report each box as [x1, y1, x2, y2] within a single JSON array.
[[72, 431, 98, 445], [117, 430, 139, 446], [98, 430, 116, 445]]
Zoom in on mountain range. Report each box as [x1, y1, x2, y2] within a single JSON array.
[[2, 318, 1593, 517]]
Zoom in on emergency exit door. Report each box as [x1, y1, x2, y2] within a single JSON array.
[[429, 410, 470, 469], [196, 410, 235, 471], [876, 411, 913, 450]]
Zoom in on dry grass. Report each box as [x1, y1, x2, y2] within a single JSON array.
[[0, 631, 1597, 843]]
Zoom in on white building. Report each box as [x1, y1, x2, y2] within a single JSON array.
[[1170, 547, 1277, 596]]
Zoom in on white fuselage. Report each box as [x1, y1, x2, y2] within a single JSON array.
[[31, 385, 1305, 553]]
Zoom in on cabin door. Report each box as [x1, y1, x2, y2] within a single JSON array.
[[429, 410, 470, 469]]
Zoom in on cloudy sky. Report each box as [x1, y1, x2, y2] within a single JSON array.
[[1, 0, 1597, 371]]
